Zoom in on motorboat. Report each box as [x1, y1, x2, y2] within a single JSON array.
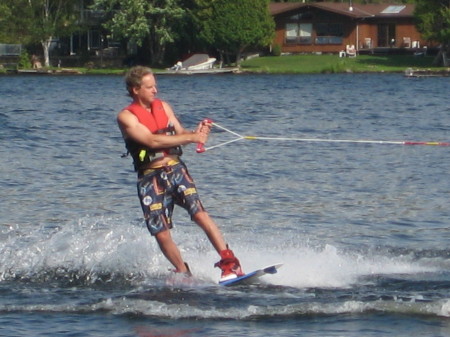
[[172, 54, 216, 71]]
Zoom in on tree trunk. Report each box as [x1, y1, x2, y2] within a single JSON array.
[[433, 45, 449, 67], [151, 32, 165, 66], [154, 44, 165, 66], [218, 51, 224, 68], [236, 46, 247, 66], [442, 51, 448, 67], [235, 50, 242, 66], [41, 37, 52, 67], [146, 35, 156, 65]]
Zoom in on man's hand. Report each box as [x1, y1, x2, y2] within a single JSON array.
[[195, 119, 212, 134], [195, 119, 213, 153]]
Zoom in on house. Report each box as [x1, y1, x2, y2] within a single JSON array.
[[53, 0, 126, 67], [269, 2, 434, 55]]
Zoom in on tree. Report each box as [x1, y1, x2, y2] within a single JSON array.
[[23, 0, 79, 67], [0, 0, 33, 44], [0, 3, 13, 43], [193, 0, 275, 65], [270, 1, 416, 3], [92, 0, 185, 65], [5, 0, 79, 67], [414, 0, 450, 66], [31, 0, 79, 67]]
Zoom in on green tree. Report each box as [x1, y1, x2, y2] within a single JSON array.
[[414, 0, 450, 66], [193, 0, 274, 65], [189, 0, 216, 50], [5, 0, 79, 67], [271, 0, 417, 4], [0, 3, 12, 42], [92, 0, 185, 65], [0, 0, 33, 44]]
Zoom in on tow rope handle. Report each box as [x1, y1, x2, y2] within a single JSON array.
[[196, 118, 213, 153]]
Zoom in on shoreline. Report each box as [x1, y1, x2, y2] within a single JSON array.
[[2, 68, 449, 76]]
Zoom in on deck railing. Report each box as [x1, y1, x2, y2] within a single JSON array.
[[0, 44, 21, 56]]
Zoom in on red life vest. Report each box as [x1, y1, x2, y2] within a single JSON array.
[[126, 99, 168, 133], [123, 99, 182, 171]]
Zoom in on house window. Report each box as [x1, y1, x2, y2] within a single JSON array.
[[315, 23, 343, 45], [299, 24, 313, 44], [286, 23, 299, 43], [285, 23, 312, 45], [88, 30, 102, 50]]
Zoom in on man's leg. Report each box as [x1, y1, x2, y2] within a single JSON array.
[[193, 211, 244, 280], [192, 211, 227, 253], [154, 230, 189, 273]]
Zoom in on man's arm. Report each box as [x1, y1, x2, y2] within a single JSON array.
[[117, 108, 208, 149]]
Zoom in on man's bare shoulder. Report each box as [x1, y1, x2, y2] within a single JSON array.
[[161, 100, 174, 114], [118, 107, 137, 117], [161, 101, 181, 126], [117, 109, 137, 127]]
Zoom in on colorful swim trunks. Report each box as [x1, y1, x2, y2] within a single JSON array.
[[136, 160, 205, 235]]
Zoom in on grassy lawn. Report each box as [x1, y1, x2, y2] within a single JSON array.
[[240, 54, 446, 74], [1, 54, 447, 75]]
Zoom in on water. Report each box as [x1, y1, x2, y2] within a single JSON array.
[[0, 72, 449, 336]]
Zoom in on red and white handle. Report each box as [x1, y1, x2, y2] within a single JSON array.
[[196, 118, 213, 153]]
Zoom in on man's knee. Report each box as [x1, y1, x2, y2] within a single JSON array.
[[193, 210, 210, 223], [155, 229, 171, 244]]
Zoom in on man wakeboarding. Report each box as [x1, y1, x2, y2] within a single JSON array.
[[117, 66, 244, 282]]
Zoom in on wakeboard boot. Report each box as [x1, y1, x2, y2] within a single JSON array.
[[214, 247, 244, 282]]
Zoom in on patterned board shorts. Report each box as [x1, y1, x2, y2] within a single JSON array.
[[136, 160, 205, 235]]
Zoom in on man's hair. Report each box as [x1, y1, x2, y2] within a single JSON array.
[[125, 66, 153, 97]]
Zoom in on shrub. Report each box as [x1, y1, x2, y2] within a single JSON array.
[[272, 44, 281, 56], [18, 50, 32, 69]]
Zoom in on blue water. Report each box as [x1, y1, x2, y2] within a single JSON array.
[[0, 72, 449, 337]]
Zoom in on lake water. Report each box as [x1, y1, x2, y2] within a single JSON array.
[[0, 72, 449, 337]]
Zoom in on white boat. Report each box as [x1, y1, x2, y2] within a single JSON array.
[[186, 58, 216, 70], [159, 53, 242, 75], [156, 67, 240, 76], [172, 54, 216, 71]]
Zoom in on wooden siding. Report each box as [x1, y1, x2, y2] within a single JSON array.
[[270, 3, 433, 54]]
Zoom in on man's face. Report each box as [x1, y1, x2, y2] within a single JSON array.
[[133, 73, 157, 103]]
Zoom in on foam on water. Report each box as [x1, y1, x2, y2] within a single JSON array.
[[0, 215, 439, 289], [2, 291, 449, 320]]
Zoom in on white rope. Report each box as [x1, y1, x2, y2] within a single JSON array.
[[243, 135, 407, 145], [203, 137, 244, 151], [211, 122, 244, 137], [200, 122, 450, 152]]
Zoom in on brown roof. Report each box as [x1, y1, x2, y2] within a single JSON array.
[[269, 2, 415, 19], [269, 3, 305, 16]]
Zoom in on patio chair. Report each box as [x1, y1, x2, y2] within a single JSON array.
[[403, 37, 411, 48], [346, 45, 357, 57]]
